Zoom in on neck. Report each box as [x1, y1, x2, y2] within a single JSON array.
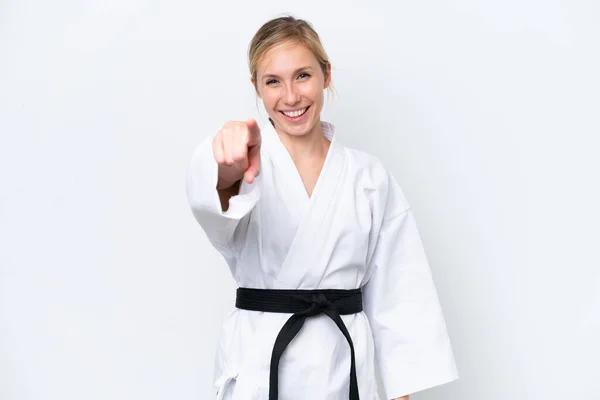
[[275, 120, 330, 162]]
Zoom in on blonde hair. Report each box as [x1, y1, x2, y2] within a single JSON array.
[[248, 15, 335, 98]]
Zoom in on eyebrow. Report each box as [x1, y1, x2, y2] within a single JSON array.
[[262, 66, 313, 80]]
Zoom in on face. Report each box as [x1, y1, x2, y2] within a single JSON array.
[[252, 42, 331, 137]]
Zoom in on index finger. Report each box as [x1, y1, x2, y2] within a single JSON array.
[[245, 118, 261, 146]]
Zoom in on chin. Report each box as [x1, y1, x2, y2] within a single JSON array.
[[272, 113, 319, 137]]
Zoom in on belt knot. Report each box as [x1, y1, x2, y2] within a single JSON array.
[[310, 293, 331, 311], [295, 293, 333, 317]]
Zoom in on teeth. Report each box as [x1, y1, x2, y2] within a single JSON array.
[[283, 107, 307, 118]]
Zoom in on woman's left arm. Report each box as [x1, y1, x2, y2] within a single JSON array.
[[393, 396, 409, 400], [362, 173, 459, 398]]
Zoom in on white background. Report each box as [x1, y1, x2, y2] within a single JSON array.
[[1, 1, 599, 399]]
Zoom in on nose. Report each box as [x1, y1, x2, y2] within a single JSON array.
[[283, 83, 301, 106]]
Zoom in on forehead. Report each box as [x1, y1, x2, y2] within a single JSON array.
[[258, 42, 319, 76]]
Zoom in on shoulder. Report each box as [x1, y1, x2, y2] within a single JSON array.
[[344, 146, 388, 184], [343, 145, 411, 217]]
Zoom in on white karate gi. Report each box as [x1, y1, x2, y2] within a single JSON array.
[[186, 121, 459, 400]]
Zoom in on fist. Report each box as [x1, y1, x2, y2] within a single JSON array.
[[213, 118, 261, 189]]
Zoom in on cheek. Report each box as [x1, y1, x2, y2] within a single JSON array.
[[311, 79, 326, 96], [305, 84, 324, 103], [261, 91, 279, 108]]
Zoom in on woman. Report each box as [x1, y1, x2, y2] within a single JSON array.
[[186, 15, 458, 400]]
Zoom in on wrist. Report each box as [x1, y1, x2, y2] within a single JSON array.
[[217, 178, 241, 191]]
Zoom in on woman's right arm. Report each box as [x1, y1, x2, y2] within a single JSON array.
[[186, 119, 262, 253], [217, 179, 242, 212], [213, 118, 261, 210]]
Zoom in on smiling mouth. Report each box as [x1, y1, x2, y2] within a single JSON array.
[[280, 106, 310, 118]]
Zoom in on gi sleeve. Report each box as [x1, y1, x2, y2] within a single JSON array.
[[362, 178, 458, 398], [185, 134, 262, 255]]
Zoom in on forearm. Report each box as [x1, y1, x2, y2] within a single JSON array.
[[393, 396, 409, 400], [217, 178, 241, 211]]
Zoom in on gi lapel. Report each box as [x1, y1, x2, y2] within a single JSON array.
[[262, 121, 311, 219], [263, 121, 346, 289]]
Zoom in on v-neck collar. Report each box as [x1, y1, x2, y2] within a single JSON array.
[[260, 119, 347, 288], [262, 119, 339, 207]]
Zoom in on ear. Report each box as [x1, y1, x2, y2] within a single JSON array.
[[323, 62, 332, 89], [250, 77, 262, 99]]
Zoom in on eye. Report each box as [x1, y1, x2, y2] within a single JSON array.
[[298, 73, 311, 79], [266, 79, 278, 85]]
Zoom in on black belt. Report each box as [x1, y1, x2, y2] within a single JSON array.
[[235, 287, 362, 400]]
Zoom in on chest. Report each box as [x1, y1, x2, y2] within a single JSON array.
[[294, 159, 326, 198]]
